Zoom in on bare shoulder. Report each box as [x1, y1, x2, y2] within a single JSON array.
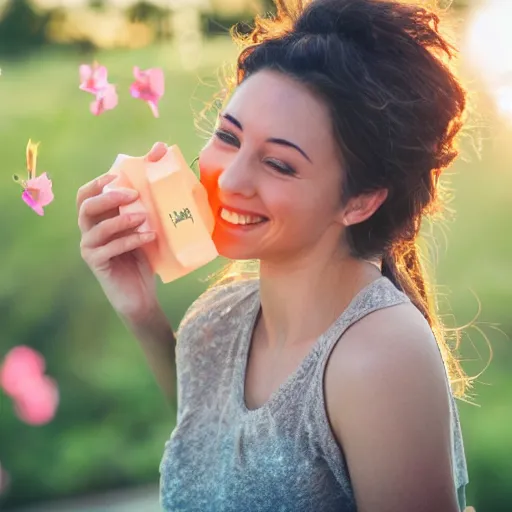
[[326, 301, 446, 399], [324, 302, 458, 511], [325, 301, 450, 433]]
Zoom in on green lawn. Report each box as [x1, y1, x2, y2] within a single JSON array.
[[0, 38, 510, 511]]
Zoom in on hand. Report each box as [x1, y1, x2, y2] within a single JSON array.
[[77, 142, 168, 323]]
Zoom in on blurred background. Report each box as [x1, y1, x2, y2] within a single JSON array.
[[0, 0, 510, 510]]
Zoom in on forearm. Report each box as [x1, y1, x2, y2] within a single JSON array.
[[121, 306, 177, 403]]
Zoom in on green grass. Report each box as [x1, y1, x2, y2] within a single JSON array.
[[0, 38, 510, 511]]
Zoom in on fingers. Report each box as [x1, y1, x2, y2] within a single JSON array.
[[145, 141, 168, 163], [76, 173, 116, 213], [78, 188, 139, 233], [81, 212, 148, 249], [83, 231, 156, 270], [78, 140, 165, 240]]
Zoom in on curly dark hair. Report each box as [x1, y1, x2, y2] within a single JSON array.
[[220, 0, 470, 396]]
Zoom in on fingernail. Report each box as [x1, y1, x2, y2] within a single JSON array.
[[136, 220, 151, 233], [141, 232, 156, 241], [99, 173, 116, 185], [120, 188, 138, 198], [130, 213, 146, 223]]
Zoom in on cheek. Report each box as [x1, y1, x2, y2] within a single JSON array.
[[265, 183, 340, 235], [198, 143, 224, 214]]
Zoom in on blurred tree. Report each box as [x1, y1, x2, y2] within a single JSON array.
[[126, 1, 171, 41], [89, 0, 107, 10], [0, 0, 51, 56], [126, 1, 162, 22]]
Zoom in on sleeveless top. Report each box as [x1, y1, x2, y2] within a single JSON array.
[[159, 276, 469, 511]]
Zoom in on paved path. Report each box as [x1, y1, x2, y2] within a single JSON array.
[[8, 485, 162, 512]]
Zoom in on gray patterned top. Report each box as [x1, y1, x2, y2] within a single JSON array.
[[159, 276, 469, 511]]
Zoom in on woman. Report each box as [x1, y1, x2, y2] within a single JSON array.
[[77, 0, 473, 510]]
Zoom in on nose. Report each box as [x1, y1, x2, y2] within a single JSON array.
[[217, 152, 256, 198]]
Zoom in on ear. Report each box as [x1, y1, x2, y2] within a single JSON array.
[[339, 189, 388, 227]]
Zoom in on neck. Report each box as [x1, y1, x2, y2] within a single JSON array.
[[258, 249, 382, 351]]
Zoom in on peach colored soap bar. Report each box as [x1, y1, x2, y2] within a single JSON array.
[[104, 145, 218, 283]]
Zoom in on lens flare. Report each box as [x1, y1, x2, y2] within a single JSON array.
[[465, 0, 512, 123]]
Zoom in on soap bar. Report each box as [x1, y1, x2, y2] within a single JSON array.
[[104, 145, 218, 283]]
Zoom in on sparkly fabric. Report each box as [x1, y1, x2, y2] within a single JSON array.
[[159, 276, 469, 511]]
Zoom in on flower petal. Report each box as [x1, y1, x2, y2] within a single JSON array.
[[90, 97, 102, 116], [22, 174, 54, 214], [129, 81, 143, 100], [80, 63, 110, 95], [101, 84, 118, 111], [130, 67, 164, 115], [0, 346, 46, 398], [14, 375, 59, 425], [79, 64, 92, 83], [90, 85, 118, 116], [92, 65, 108, 87], [148, 100, 159, 118], [132, 66, 143, 82], [148, 68, 165, 97]]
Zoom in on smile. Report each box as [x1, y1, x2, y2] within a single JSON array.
[[219, 207, 268, 226]]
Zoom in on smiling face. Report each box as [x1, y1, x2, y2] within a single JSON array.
[[199, 70, 348, 263]]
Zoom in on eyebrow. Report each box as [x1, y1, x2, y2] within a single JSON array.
[[222, 113, 243, 131], [221, 113, 312, 163]]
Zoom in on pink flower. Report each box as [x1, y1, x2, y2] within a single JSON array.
[[14, 376, 59, 425], [13, 140, 54, 215], [79, 63, 109, 94], [0, 345, 45, 398], [0, 345, 59, 426], [79, 62, 118, 116], [90, 83, 118, 116], [130, 66, 165, 118], [21, 173, 54, 216]]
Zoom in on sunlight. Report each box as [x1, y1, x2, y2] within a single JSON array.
[[465, 0, 512, 123]]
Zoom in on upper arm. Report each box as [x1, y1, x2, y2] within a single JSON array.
[[326, 303, 459, 512]]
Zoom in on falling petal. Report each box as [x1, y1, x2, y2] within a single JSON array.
[[22, 190, 43, 215], [148, 100, 159, 118], [149, 68, 165, 97], [79, 63, 110, 95], [21, 173, 54, 215], [0, 346, 46, 398], [101, 83, 119, 111], [90, 84, 118, 116], [14, 375, 59, 425], [130, 66, 165, 118]]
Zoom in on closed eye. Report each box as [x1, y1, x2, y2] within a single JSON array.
[[214, 129, 240, 148], [265, 158, 297, 176], [215, 127, 296, 176]]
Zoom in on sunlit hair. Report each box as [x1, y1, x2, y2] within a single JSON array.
[[206, 0, 479, 398]]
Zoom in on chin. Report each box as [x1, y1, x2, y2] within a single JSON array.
[[212, 237, 259, 262], [211, 222, 266, 261], [214, 240, 261, 261]]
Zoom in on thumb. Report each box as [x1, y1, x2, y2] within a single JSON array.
[[145, 142, 168, 163]]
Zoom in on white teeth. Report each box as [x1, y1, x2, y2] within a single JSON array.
[[220, 208, 265, 225]]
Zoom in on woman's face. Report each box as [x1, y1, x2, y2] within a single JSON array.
[[199, 70, 346, 262]]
